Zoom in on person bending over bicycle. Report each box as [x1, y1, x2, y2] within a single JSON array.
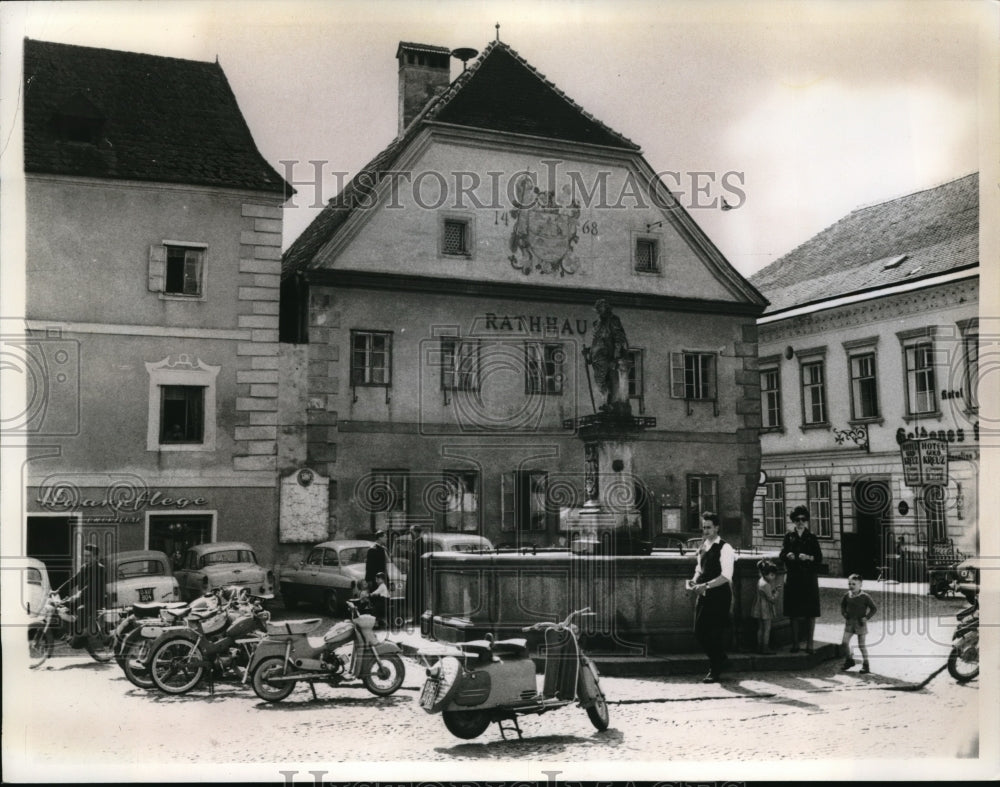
[[62, 544, 107, 642]]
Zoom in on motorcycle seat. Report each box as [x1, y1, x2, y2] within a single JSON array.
[[491, 638, 529, 659], [267, 618, 323, 636], [456, 640, 495, 663]]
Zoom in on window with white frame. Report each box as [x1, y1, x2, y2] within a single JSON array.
[[440, 338, 481, 392], [848, 352, 880, 420], [443, 470, 479, 532], [369, 470, 408, 531], [671, 352, 717, 401], [525, 343, 564, 395], [145, 355, 219, 452], [760, 366, 782, 429], [799, 357, 828, 425], [763, 479, 785, 537], [807, 478, 832, 538], [351, 330, 392, 387], [903, 338, 937, 415], [686, 474, 718, 531], [626, 348, 644, 412]]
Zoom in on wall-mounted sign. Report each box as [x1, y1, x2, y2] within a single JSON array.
[[899, 438, 949, 487], [898, 500, 909, 516]]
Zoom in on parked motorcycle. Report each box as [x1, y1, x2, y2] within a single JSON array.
[[248, 599, 405, 702], [145, 588, 270, 694], [28, 590, 118, 668], [114, 600, 191, 688], [418, 607, 609, 740], [947, 578, 979, 683]]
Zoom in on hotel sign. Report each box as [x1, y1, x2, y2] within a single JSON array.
[[899, 438, 949, 486]]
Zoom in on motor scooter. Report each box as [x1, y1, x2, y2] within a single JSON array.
[[248, 599, 405, 702], [418, 607, 609, 740], [947, 578, 979, 683]]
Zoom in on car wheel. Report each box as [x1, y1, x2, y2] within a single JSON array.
[[324, 589, 342, 617]]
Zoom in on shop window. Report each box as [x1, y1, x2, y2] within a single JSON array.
[[760, 366, 782, 429], [670, 352, 717, 401], [800, 359, 828, 425], [686, 474, 718, 531], [148, 514, 214, 568], [849, 352, 880, 420], [145, 355, 219, 452], [807, 478, 832, 538], [441, 338, 481, 391], [763, 480, 785, 537], [159, 386, 204, 443], [634, 238, 659, 272], [369, 470, 408, 531], [351, 330, 392, 386], [443, 470, 479, 532], [626, 348, 644, 413], [525, 342, 564, 395]]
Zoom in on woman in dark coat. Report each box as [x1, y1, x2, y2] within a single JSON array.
[[781, 505, 823, 653]]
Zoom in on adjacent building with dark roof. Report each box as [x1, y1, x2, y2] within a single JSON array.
[[279, 39, 768, 557], [22, 39, 292, 575], [749, 174, 979, 579]]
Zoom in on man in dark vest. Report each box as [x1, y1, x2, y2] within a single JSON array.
[[689, 512, 735, 682], [365, 530, 389, 592]]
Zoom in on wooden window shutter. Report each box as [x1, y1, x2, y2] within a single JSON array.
[[500, 471, 516, 532], [707, 354, 718, 400], [670, 352, 685, 398], [148, 244, 166, 292]]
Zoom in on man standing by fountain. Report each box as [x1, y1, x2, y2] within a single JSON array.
[[688, 512, 735, 682]]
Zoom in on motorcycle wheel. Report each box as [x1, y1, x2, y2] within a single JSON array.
[[122, 633, 156, 689], [442, 710, 492, 740], [361, 654, 405, 696], [586, 688, 610, 731], [251, 656, 296, 702], [150, 636, 206, 694], [29, 626, 53, 669], [85, 620, 115, 663], [947, 637, 979, 683]]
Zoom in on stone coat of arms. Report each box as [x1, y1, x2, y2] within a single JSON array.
[[508, 175, 581, 276]]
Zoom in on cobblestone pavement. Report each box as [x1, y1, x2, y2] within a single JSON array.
[[3, 589, 990, 782]]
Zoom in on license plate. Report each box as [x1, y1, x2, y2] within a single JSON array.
[[419, 680, 438, 710], [138, 588, 154, 602]]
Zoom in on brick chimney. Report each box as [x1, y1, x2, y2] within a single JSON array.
[[396, 42, 452, 135]]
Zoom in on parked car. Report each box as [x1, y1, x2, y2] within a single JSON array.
[[391, 532, 493, 574], [173, 542, 274, 602], [20, 557, 52, 619], [279, 539, 404, 615], [105, 550, 180, 606]]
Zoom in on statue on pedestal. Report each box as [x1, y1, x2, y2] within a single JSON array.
[[583, 299, 632, 416]]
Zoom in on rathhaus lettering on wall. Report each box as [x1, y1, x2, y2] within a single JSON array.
[[480, 313, 591, 336]]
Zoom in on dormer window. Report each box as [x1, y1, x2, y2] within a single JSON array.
[[52, 92, 105, 145]]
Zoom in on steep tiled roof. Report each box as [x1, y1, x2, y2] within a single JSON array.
[[23, 38, 291, 195], [283, 41, 638, 277], [750, 173, 978, 314]]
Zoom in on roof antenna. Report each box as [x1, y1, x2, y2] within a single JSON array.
[[451, 47, 479, 72], [495, 22, 500, 42]]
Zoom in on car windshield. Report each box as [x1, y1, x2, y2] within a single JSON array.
[[200, 549, 256, 567], [338, 547, 368, 565], [118, 559, 167, 578]]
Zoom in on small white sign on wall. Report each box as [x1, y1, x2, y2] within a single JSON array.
[[279, 468, 329, 543]]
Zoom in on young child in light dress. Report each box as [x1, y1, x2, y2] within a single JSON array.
[[751, 560, 780, 654]]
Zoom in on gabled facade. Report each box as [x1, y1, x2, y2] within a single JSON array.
[[279, 40, 767, 554], [750, 174, 979, 579], [22, 39, 291, 585]]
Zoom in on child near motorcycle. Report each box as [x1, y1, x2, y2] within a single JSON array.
[[370, 572, 390, 628], [841, 574, 877, 673]]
